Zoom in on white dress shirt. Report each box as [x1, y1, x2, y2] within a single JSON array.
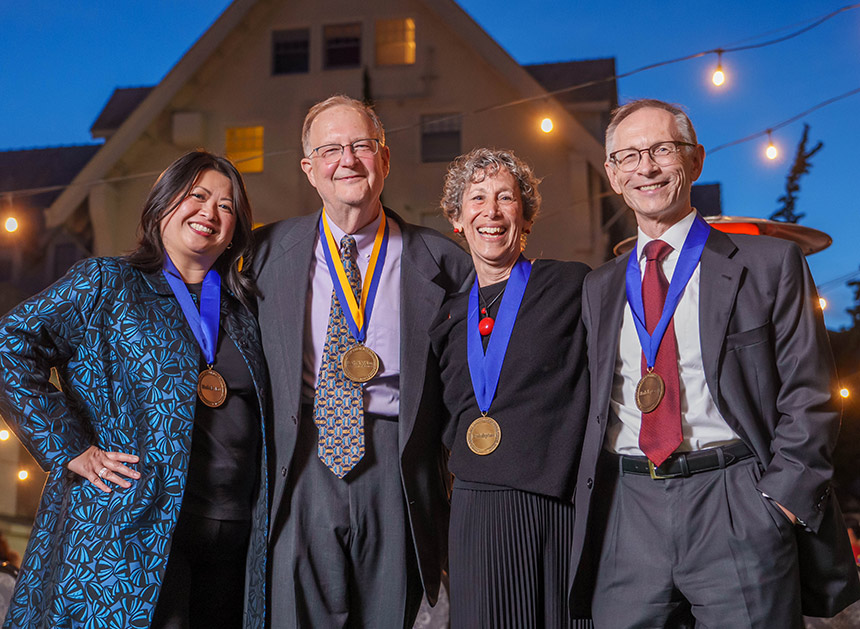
[[606, 210, 741, 455]]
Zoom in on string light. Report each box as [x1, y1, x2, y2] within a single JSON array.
[[712, 51, 726, 87], [840, 388, 850, 398], [17, 470, 28, 481], [4, 217, 18, 233], [540, 117, 554, 133], [765, 130, 778, 160], [819, 297, 827, 310], [0, 429, 9, 440]]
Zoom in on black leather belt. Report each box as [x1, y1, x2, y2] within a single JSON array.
[[619, 442, 753, 480]]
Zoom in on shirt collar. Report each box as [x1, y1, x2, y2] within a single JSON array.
[[635, 209, 699, 262], [323, 209, 384, 257]]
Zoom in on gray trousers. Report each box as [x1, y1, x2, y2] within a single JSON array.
[[591, 454, 802, 629], [268, 410, 422, 628]]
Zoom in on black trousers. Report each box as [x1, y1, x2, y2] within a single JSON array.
[[151, 510, 251, 629], [591, 454, 802, 629]]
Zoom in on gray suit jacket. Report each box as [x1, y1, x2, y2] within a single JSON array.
[[569, 227, 860, 618], [250, 208, 472, 604]]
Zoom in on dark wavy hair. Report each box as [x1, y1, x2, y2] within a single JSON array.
[[126, 150, 257, 307]]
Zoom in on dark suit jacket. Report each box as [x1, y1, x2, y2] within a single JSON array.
[[569, 227, 860, 618], [250, 208, 472, 605]]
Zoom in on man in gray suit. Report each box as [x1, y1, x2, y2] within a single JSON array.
[[251, 95, 471, 628], [568, 99, 860, 628]]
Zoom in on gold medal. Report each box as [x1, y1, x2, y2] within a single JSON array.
[[198, 368, 227, 408], [342, 344, 380, 383], [635, 371, 665, 413], [466, 416, 501, 455]]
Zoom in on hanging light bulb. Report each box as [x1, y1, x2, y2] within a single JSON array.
[[540, 117, 553, 133], [0, 429, 9, 440], [765, 130, 778, 160], [819, 297, 827, 310], [17, 470, 29, 481], [712, 51, 726, 87], [4, 217, 18, 233], [840, 388, 850, 399]]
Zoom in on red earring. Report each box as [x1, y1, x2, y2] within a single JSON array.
[[453, 227, 462, 234]]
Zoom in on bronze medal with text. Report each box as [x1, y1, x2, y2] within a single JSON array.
[[342, 344, 379, 383], [466, 416, 501, 455], [635, 371, 665, 413], [198, 368, 227, 408]]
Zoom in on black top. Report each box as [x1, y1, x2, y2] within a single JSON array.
[[182, 284, 261, 521], [430, 259, 590, 501]]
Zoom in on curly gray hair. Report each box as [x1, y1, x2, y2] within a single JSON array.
[[440, 148, 541, 229]]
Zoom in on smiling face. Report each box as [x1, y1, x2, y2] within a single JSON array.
[[605, 107, 705, 238], [159, 168, 236, 281], [300, 105, 390, 231], [453, 168, 531, 285]]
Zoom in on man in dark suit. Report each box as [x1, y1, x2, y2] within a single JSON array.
[[569, 98, 860, 628], [250, 95, 471, 628]]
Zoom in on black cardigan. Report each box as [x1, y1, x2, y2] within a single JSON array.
[[430, 259, 590, 501]]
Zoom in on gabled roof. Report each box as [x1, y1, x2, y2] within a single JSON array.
[[90, 87, 154, 139], [45, 0, 609, 228], [525, 59, 617, 107], [0, 145, 102, 209]]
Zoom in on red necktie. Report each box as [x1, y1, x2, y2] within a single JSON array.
[[639, 239, 682, 466]]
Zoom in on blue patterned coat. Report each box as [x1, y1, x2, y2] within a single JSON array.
[[0, 257, 268, 629]]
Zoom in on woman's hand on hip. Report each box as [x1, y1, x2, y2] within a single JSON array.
[[67, 445, 141, 493]]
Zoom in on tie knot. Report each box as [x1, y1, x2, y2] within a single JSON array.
[[644, 239, 672, 263], [340, 234, 357, 260]]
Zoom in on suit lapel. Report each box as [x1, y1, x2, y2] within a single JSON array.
[[395, 211, 446, 450], [698, 229, 741, 408]]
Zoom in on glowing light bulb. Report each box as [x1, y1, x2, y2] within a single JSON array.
[[17, 470, 29, 481], [840, 388, 850, 398], [4, 217, 18, 233], [712, 67, 725, 86], [0, 429, 9, 441], [765, 131, 778, 160], [540, 118, 553, 133], [819, 297, 827, 310]]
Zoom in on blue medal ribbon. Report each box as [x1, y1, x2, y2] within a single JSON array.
[[625, 213, 711, 369], [319, 211, 389, 343], [467, 256, 532, 414], [162, 255, 221, 365]]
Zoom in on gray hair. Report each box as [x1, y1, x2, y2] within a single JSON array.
[[441, 148, 541, 226], [301, 94, 386, 157], [605, 99, 697, 156]]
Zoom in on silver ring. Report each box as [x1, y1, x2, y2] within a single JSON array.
[[98, 467, 109, 479]]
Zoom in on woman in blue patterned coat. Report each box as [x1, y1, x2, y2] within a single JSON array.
[[0, 151, 268, 628]]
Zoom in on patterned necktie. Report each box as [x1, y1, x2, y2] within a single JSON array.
[[313, 234, 365, 478], [639, 239, 682, 466]]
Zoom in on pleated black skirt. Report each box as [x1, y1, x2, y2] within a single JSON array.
[[449, 481, 593, 628]]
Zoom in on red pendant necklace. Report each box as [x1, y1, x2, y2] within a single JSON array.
[[478, 286, 506, 336]]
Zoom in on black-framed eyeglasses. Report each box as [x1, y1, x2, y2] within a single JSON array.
[[309, 138, 382, 163], [608, 141, 695, 172]]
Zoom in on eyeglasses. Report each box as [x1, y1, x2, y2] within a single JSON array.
[[608, 141, 696, 172], [309, 138, 382, 163]]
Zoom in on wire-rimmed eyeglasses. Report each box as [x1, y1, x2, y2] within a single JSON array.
[[308, 138, 383, 164], [608, 141, 695, 172]]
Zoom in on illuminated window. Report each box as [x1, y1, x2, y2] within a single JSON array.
[[226, 126, 264, 173], [272, 29, 309, 75], [324, 23, 361, 69], [376, 18, 415, 66], [421, 114, 461, 163]]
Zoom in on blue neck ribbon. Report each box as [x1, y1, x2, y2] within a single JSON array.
[[318, 212, 389, 343], [467, 256, 532, 415], [625, 213, 711, 370], [162, 255, 221, 366]]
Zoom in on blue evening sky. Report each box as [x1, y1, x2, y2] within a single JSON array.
[[2, 0, 858, 327]]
